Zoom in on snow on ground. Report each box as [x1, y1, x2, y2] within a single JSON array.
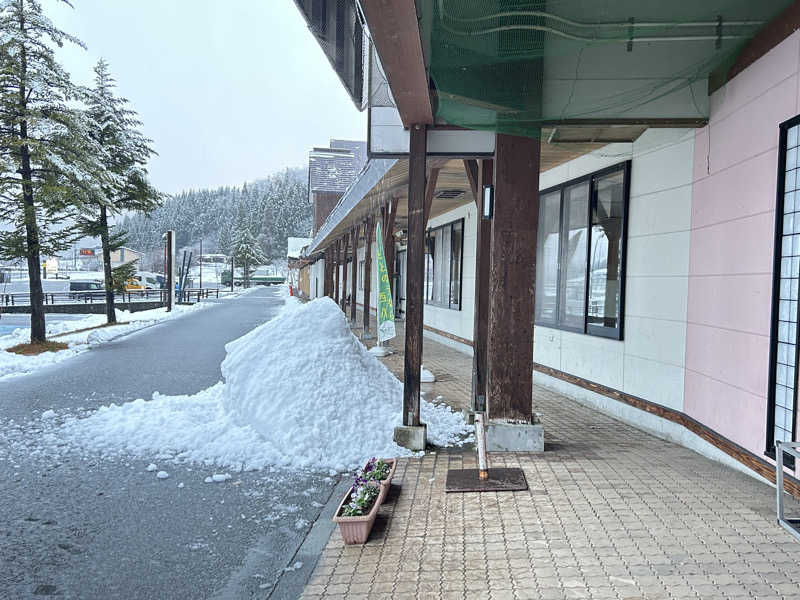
[[57, 296, 472, 473], [0, 303, 210, 380]]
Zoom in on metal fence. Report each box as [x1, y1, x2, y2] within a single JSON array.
[[776, 441, 800, 542], [1, 289, 168, 307], [2, 287, 223, 308], [180, 288, 220, 303]]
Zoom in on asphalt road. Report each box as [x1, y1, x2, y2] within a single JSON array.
[[0, 288, 336, 600]]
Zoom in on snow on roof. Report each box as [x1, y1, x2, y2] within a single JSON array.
[[308, 140, 366, 195], [287, 237, 312, 259]]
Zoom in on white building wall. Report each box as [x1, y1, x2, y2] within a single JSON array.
[[423, 202, 479, 345], [354, 241, 378, 313], [533, 128, 694, 412], [309, 259, 325, 299]]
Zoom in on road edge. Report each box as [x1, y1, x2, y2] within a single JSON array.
[[267, 477, 350, 600]]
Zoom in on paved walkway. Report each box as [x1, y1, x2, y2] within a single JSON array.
[[303, 309, 800, 599]]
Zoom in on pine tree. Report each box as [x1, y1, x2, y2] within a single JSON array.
[[81, 58, 161, 324], [0, 0, 109, 343], [111, 258, 138, 294], [231, 203, 267, 287]]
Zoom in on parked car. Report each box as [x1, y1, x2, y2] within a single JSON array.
[[69, 280, 103, 292], [133, 271, 161, 289]]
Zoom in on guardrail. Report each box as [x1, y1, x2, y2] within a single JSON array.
[[1, 289, 168, 306], [776, 441, 800, 542]]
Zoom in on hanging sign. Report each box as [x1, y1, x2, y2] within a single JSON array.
[[375, 222, 396, 343]]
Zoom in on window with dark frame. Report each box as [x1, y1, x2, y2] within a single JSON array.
[[768, 116, 800, 460], [424, 219, 464, 310], [534, 162, 630, 340]]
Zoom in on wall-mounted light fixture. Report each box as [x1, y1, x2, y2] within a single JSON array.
[[482, 184, 494, 220]]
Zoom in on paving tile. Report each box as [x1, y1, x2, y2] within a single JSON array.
[[301, 314, 800, 598]]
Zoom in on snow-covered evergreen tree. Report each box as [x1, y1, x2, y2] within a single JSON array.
[[0, 0, 110, 343], [231, 203, 267, 287], [81, 58, 161, 324], [121, 167, 309, 268]]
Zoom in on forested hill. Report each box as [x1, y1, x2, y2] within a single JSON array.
[[121, 167, 310, 264]]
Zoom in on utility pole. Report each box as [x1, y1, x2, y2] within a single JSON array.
[[230, 254, 234, 293], [199, 238, 203, 290]]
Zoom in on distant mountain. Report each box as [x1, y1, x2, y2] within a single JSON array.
[[121, 167, 310, 269]]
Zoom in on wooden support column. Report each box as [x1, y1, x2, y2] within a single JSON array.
[[333, 239, 340, 306], [403, 124, 427, 427], [350, 224, 359, 324], [423, 167, 440, 228], [486, 134, 539, 423], [362, 217, 374, 337], [341, 235, 349, 312], [324, 249, 333, 297], [471, 159, 493, 413]]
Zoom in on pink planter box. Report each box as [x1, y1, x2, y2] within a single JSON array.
[[371, 458, 396, 489], [333, 482, 388, 545]]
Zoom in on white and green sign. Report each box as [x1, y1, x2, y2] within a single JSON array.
[[375, 222, 396, 343]]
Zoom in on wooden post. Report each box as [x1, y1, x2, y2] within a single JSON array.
[[165, 230, 175, 312], [403, 124, 427, 427], [333, 239, 340, 306], [341, 235, 349, 312], [471, 160, 493, 413], [385, 198, 398, 296], [324, 249, 333, 297], [350, 225, 359, 323], [423, 167, 440, 228], [486, 134, 539, 423], [362, 217, 374, 337]]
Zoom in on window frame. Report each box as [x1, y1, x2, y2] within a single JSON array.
[[425, 218, 465, 311], [767, 114, 800, 465], [534, 161, 631, 340]]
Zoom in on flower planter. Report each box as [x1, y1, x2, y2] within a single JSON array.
[[333, 483, 387, 545], [362, 458, 397, 489], [364, 457, 396, 489]]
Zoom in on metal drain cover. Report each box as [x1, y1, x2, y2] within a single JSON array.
[[445, 468, 529, 493]]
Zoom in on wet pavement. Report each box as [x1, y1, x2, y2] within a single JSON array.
[[0, 288, 335, 600]]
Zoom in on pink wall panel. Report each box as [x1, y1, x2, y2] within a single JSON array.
[[685, 33, 800, 458], [688, 212, 775, 277], [684, 369, 767, 455], [691, 150, 777, 229], [687, 273, 772, 336], [685, 323, 769, 398]]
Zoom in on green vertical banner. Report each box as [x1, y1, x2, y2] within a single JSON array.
[[375, 222, 396, 343]]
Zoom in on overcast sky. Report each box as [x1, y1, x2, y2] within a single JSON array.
[[49, 1, 367, 195]]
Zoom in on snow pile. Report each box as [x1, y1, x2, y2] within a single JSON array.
[[0, 303, 210, 379], [59, 297, 472, 472]]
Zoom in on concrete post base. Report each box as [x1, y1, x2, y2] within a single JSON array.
[[462, 408, 475, 425], [486, 422, 544, 452], [393, 424, 427, 451]]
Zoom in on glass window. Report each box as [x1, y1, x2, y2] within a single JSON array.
[[534, 162, 629, 339], [769, 119, 800, 455], [450, 221, 463, 307], [588, 170, 625, 333], [535, 191, 560, 325], [559, 181, 590, 330], [425, 219, 464, 310]]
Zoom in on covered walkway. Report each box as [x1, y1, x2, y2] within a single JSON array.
[[303, 314, 800, 599]]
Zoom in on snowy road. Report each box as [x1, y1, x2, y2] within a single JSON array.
[[0, 288, 337, 600]]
